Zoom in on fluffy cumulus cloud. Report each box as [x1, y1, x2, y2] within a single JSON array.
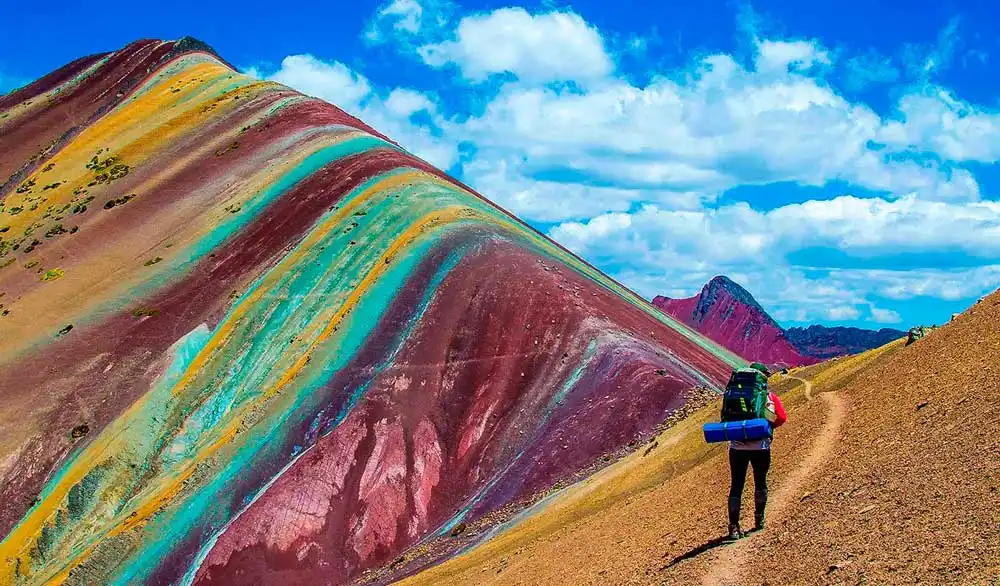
[[454, 37, 987, 224], [869, 307, 903, 324], [852, 266, 1000, 301], [878, 88, 1000, 163], [755, 39, 832, 73], [253, 1, 1000, 325], [417, 8, 614, 83], [550, 197, 1000, 273], [547, 195, 1000, 321], [365, 0, 452, 42], [372, 0, 425, 36], [266, 55, 373, 109], [244, 55, 457, 170]]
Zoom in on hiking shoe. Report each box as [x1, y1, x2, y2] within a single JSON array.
[[727, 524, 743, 540], [753, 514, 765, 532]]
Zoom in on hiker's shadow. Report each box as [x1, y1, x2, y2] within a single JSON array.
[[660, 533, 750, 570]]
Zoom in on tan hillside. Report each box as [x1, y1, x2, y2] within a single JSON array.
[[400, 291, 1000, 585]]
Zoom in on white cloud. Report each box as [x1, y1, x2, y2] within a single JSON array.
[[461, 158, 634, 222], [384, 88, 436, 117], [852, 266, 1000, 301], [461, 157, 713, 222], [902, 17, 961, 79], [878, 88, 1000, 163], [268, 55, 372, 110], [849, 154, 981, 201], [451, 44, 979, 223], [357, 3, 988, 223], [256, 4, 1000, 326], [365, 0, 449, 42], [870, 307, 903, 324], [417, 8, 614, 83], [547, 196, 1000, 323], [241, 66, 263, 80], [550, 195, 1000, 267], [636, 262, 998, 326], [755, 39, 831, 74], [625, 262, 878, 325], [249, 55, 458, 170], [378, 0, 424, 35], [843, 50, 899, 91], [825, 305, 862, 321]]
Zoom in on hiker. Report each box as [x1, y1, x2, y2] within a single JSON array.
[[726, 362, 786, 539]]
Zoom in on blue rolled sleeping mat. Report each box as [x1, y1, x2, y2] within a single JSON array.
[[703, 418, 772, 443]]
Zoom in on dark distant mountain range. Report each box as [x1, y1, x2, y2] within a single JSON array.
[[784, 324, 907, 360]]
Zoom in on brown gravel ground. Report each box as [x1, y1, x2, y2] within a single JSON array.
[[399, 290, 1000, 586]]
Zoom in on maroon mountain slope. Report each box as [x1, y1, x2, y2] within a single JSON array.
[[652, 276, 819, 368]]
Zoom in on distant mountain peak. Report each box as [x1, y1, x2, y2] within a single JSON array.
[[698, 275, 776, 326], [653, 275, 906, 367], [653, 276, 811, 368], [707, 274, 739, 289]]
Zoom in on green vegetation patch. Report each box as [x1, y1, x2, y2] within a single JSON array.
[[41, 268, 64, 281]]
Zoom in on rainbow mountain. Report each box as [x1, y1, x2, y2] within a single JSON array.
[[0, 38, 742, 585]]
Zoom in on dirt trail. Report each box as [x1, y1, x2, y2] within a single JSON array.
[[795, 375, 813, 401], [399, 304, 1000, 586], [701, 375, 844, 586]]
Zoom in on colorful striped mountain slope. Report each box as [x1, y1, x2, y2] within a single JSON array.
[[0, 38, 742, 585]]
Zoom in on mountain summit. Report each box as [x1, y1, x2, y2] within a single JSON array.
[[653, 276, 816, 368], [653, 276, 905, 367]]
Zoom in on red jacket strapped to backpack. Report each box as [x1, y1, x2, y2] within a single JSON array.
[[768, 391, 787, 427]]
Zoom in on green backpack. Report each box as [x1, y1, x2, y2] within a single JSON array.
[[720, 367, 769, 422]]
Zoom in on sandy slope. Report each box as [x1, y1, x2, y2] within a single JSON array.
[[400, 290, 1000, 585]]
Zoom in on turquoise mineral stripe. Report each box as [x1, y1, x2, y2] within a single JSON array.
[[158, 170, 433, 467], [52, 55, 112, 98], [178, 226, 479, 583], [183, 134, 397, 263], [126, 52, 225, 103], [52, 134, 402, 344], [109, 175, 469, 581], [4, 324, 215, 536], [113, 219, 485, 585], [5, 150, 415, 582]]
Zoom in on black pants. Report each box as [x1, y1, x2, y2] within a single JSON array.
[[727, 449, 770, 525]]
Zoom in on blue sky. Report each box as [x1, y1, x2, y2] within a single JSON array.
[[3, 0, 1000, 330]]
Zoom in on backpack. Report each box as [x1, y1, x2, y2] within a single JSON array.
[[720, 367, 769, 422]]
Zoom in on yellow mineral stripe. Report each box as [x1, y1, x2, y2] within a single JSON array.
[[2, 182, 472, 584], [2, 60, 262, 234]]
